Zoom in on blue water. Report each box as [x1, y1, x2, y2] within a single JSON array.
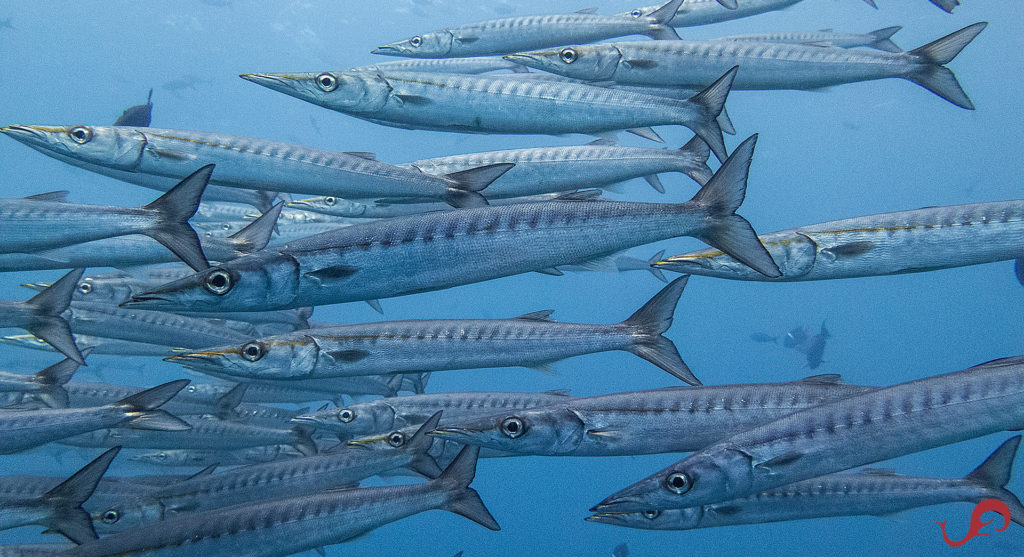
[[0, 0, 1021, 555]]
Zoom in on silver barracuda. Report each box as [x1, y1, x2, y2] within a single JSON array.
[[129, 445, 305, 468], [63, 302, 256, 350], [715, 26, 903, 52], [124, 135, 780, 313], [0, 447, 119, 545], [371, 0, 685, 59], [401, 135, 713, 197], [239, 66, 738, 162], [1, 125, 513, 209], [0, 380, 190, 455], [506, 23, 987, 109], [291, 389, 575, 440], [93, 414, 444, 534], [288, 190, 601, 220], [0, 334, 178, 358], [656, 199, 1024, 283], [0, 356, 80, 409], [347, 422, 516, 470], [625, 1, 944, 28], [429, 375, 876, 457], [587, 436, 1024, 530], [178, 374, 418, 404], [351, 55, 530, 75], [0, 269, 84, 364], [592, 357, 1024, 513], [63, 445, 498, 557], [166, 275, 701, 384]]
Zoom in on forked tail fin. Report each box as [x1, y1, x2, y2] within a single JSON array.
[[118, 379, 192, 431], [438, 445, 501, 531], [622, 276, 699, 385], [142, 165, 213, 271], [964, 435, 1024, 527], [33, 353, 85, 408], [441, 163, 515, 208], [40, 446, 121, 544], [683, 67, 738, 163], [905, 22, 987, 109], [405, 411, 443, 478], [24, 268, 85, 365], [868, 26, 902, 53]]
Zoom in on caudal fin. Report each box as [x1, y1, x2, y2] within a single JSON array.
[[929, 0, 960, 13], [905, 22, 987, 109], [228, 201, 283, 253], [1015, 259, 1023, 287], [622, 276, 699, 385], [118, 379, 192, 431], [678, 135, 713, 186], [441, 163, 515, 208], [292, 424, 319, 456], [41, 446, 120, 544], [438, 445, 501, 531], [645, 0, 684, 40], [684, 66, 738, 163], [24, 268, 85, 365], [405, 411, 443, 478], [687, 134, 781, 278], [33, 354, 84, 408], [964, 435, 1024, 527], [868, 26, 903, 53], [142, 165, 213, 271]]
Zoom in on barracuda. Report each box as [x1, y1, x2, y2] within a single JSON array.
[[506, 23, 986, 109], [124, 135, 779, 313], [0, 269, 84, 364], [593, 357, 1024, 513], [657, 199, 1024, 283], [715, 26, 903, 52], [351, 55, 529, 75], [0, 356, 81, 409], [371, 0, 685, 59], [0, 125, 512, 209], [625, 0, 955, 28], [587, 436, 1024, 530], [288, 190, 599, 220], [240, 66, 737, 162], [430, 376, 876, 456]]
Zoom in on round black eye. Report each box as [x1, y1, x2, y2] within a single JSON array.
[[315, 72, 338, 92], [665, 472, 692, 494], [643, 510, 661, 520], [240, 341, 265, 362], [156, 452, 167, 461], [630, 9, 642, 17], [500, 417, 525, 438], [559, 47, 578, 64], [339, 409, 355, 423], [69, 126, 93, 144], [186, 385, 197, 393], [387, 431, 405, 447], [204, 269, 232, 295], [325, 196, 336, 206], [410, 35, 422, 47], [78, 282, 92, 295], [102, 510, 120, 524]]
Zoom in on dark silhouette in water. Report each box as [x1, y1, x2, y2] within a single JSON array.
[[113, 89, 153, 127], [613, 543, 629, 557], [801, 322, 830, 369], [749, 332, 778, 344], [759, 322, 830, 369]]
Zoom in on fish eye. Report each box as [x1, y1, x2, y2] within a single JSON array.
[[324, 196, 336, 206], [69, 126, 93, 144], [500, 416, 525, 438], [387, 431, 405, 447], [665, 472, 692, 494], [630, 9, 643, 17], [643, 510, 661, 520], [339, 409, 355, 423], [410, 35, 422, 47], [204, 269, 233, 295], [316, 72, 338, 92], [186, 385, 197, 393], [240, 341, 265, 362], [78, 282, 92, 295], [156, 452, 167, 461], [102, 510, 120, 524], [559, 47, 578, 64]]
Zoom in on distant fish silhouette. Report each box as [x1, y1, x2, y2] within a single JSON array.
[[749, 332, 778, 344], [613, 543, 629, 557], [0, 18, 13, 30], [802, 322, 830, 369], [113, 89, 153, 127], [162, 76, 213, 93], [782, 325, 809, 349]]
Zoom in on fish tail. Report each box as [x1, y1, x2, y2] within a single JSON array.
[[214, 383, 248, 420], [905, 22, 987, 109], [869, 26, 903, 53], [646, 250, 668, 283], [862, 0, 878, 8], [622, 276, 699, 385], [930, 0, 960, 13], [228, 201, 283, 252], [648, 0, 685, 24], [683, 66, 737, 163], [118, 379, 193, 431], [678, 135, 713, 186], [40, 446, 120, 544], [292, 424, 319, 456], [438, 445, 501, 531], [406, 411, 443, 479], [141, 164, 213, 271], [32, 354, 84, 408], [441, 162, 515, 208], [1014, 259, 1023, 287], [716, 0, 738, 8], [687, 134, 781, 279], [965, 435, 1024, 527], [24, 268, 85, 365]]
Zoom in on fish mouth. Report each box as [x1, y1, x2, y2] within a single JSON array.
[[239, 73, 310, 95], [289, 415, 323, 426], [344, 438, 378, 449], [371, 45, 401, 56], [0, 124, 54, 146], [427, 427, 482, 443], [120, 292, 175, 308], [163, 351, 228, 370], [589, 493, 646, 513], [583, 512, 628, 526], [501, 53, 547, 70]]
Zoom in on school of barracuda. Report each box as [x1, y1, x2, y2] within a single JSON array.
[[0, 0, 1020, 555]]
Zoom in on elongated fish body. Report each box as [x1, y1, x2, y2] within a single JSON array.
[[0, 333, 179, 357], [178, 375, 412, 403], [126, 136, 781, 313], [431, 376, 876, 456], [347, 423, 515, 469], [0, 475, 180, 514], [716, 27, 903, 53], [0, 199, 167, 255], [0, 380, 189, 454], [65, 302, 254, 349], [289, 190, 586, 220], [509, 23, 986, 109], [0, 269, 85, 364], [628, 0, 803, 28], [130, 445, 305, 468], [240, 67, 735, 162], [590, 436, 1024, 531], [351, 55, 528, 74], [0, 543, 68, 556], [658, 200, 1024, 281], [593, 357, 1024, 513], [371, 0, 684, 58], [64, 445, 499, 557], [403, 137, 713, 197], [0, 234, 237, 273], [293, 390, 576, 440]]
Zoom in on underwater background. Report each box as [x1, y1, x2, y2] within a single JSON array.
[[0, 0, 1021, 555]]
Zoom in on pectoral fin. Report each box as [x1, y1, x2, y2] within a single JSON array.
[[755, 452, 803, 472], [326, 349, 370, 363], [304, 265, 359, 284]]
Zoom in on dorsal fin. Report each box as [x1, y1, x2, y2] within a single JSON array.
[[794, 373, 844, 384], [964, 357, 1024, 372], [343, 151, 376, 160], [515, 310, 555, 321], [586, 138, 616, 146], [185, 464, 218, 480], [575, 7, 598, 14], [544, 389, 572, 396], [25, 191, 70, 202], [228, 202, 283, 251]]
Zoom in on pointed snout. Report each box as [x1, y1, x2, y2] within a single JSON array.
[[427, 427, 482, 443]]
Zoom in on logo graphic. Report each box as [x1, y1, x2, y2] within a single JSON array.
[[935, 498, 1012, 547]]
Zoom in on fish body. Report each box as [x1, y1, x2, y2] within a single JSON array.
[[113, 89, 153, 127], [626, 0, 808, 28], [125, 136, 779, 313], [65, 302, 255, 349], [288, 190, 594, 220], [658, 199, 1024, 281], [593, 357, 1024, 512], [0, 357, 80, 408], [716, 26, 903, 52], [129, 445, 305, 468], [351, 55, 528, 74], [0, 269, 84, 363], [0, 333, 178, 357]]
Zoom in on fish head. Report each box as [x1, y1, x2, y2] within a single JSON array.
[[288, 196, 365, 217], [503, 44, 621, 81], [591, 447, 754, 513], [92, 497, 162, 535], [291, 399, 394, 439], [1, 124, 146, 170], [240, 71, 390, 113], [165, 334, 319, 381], [345, 422, 421, 452], [129, 449, 195, 466], [428, 406, 585, 455], [71, 273, 134, 304], [655, 234, 815, 280], [585, 508, 702, 530], [372, 30, 454, 58], [123, 253, 301, 312]]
